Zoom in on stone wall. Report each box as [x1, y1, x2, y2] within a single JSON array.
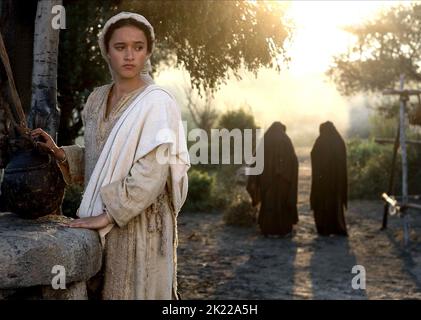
[[0, 212, 102, 299]]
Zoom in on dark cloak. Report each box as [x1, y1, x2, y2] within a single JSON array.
[[310, 121, 348, 236], [247, 122, 299, 236]]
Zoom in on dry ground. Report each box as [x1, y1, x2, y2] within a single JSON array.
[[177, 148, 421, 299]]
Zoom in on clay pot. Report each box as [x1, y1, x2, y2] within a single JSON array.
[[0, 145, 65, 219]]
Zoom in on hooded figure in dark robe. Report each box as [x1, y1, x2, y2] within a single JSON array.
[[310, 121, 348, 236], [247, 121, 299, 236]]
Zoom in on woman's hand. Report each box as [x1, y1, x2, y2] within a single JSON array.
[[67, 213, 112, 230], [30, 128, 65, 161]]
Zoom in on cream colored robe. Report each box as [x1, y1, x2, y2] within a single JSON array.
[[59, 84, 178, 299]]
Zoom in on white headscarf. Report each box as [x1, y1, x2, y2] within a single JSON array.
[[98, 11, 155, 84]]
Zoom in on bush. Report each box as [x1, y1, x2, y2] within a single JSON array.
[[348, 139, 390, 199], [183, 106, 260, 213], [218, 107, 257, 131], [348, 138, 421, 199], [216, 107, 259, 168], [183, 168, 216, 212], [348, 109, 421, 200], [183, 165, 253, 214], [222, 190, 256, 227], [368, 112, 398, 139]]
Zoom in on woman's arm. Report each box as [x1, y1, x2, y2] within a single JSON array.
[[99, 145, 170, 228], [67, 210, 112, 229], [30, 128, 85, 185], [58, 144, 85, 185], [68, 145, 170, 230]]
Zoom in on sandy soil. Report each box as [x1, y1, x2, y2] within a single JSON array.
[[177, 148, 421, 299]]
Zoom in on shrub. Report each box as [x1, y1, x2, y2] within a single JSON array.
[[222, 190, 256, 227], [218, 107, 257, 131], [348, 138, 421, 199], [183, 168, 216, 212]]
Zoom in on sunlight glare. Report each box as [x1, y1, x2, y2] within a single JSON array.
[[284, 1, 406, 75]]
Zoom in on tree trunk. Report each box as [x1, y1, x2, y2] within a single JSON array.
[[0, 0, 66, 218], [27, 0, 62, 142]]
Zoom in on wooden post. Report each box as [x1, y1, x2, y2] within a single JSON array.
[[381, 124, 399, 230], [399, 74, 410, 246], [381, 84, 421, 243]]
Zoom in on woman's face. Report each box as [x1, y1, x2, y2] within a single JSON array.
[[107, 25, 149, 81]]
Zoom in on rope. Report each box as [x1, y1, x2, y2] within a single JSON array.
[[0, 31, 27, 128]]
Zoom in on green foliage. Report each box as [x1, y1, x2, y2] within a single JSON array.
[[348, 139, 421, 199], [367, 110, 421, 140], [212, 165, 246, 207], [223, 190, 256, 227], [184, 155, 254, 214], [368, 113, 398, 138], [183, 168, 216, 212], [190, 105, 260, 172], [348, 111, 421, 199], [122, 0, 291, 91], [327, 3, 421, 96], [184, 107, 260, 213], [348, 139, 390, 199], [218, 107, 258, 131], [213, 106, 259, 168], [58, 0, 291, 144], [58, 0, 115, 145]]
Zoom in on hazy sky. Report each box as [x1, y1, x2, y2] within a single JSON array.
[[155, 1, 409, 145]]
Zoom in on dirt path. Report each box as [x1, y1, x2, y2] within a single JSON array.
[[177, 149, 421, 299]]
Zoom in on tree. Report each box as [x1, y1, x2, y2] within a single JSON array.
[[0, 0, 61, 160], [0, 0, 66, 218], [183, 85, 218, 135], [218, 106, 259, 159], [28, 0, 62, 140], [57, 0, 291, 145], [57, 0, 115, 145], [216, 106, 259, 169], [218, 106, 258, 131], [327, 3, 421, 96]]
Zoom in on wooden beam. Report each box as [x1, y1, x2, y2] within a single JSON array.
[[392, 195, 421, 200], [403, 203, 421, 211], [383, 89, 421, 95], [382, 193, 421, 212], [382, 193, 399, 209], [382, 126, 400, 230], [375, 138, 421, 145]]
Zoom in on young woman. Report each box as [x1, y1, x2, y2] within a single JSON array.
[[31, 12, 190, 299]]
